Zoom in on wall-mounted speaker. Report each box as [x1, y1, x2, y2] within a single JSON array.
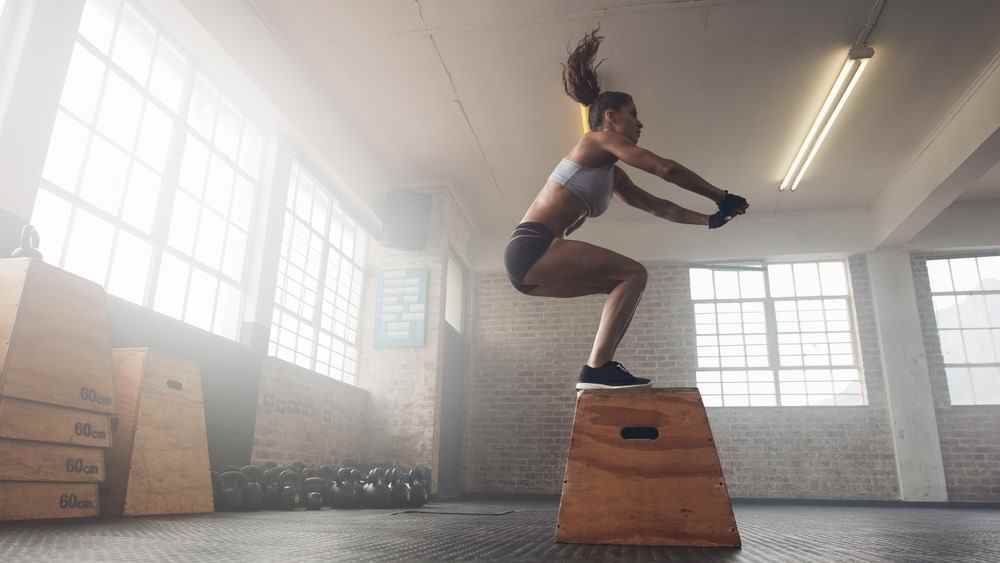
[[376, 190, 433, 251]]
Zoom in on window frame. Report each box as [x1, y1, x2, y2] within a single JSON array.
[[690, 260, 868, 408]]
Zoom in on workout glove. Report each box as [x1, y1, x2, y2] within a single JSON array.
[[707, 191, 749, 230]]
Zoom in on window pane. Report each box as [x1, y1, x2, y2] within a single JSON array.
[[689, 268, 714, 300], [231, 175, 254, 229], [64, 208, 114, 284], [214, 103, 241, 162], [185, 268, 216, 331], [957, 294, 989, 328], [187, 79, 217, 139], [204, 155, 234, 216], [42, 111, 90, 192], [979, 257, 1000, 290], [932, 295, 959, 329], [214, 281, 240, 340], [739, 270, 765, 299], [178, 134, 210, 197], [79, 0, 120, 54], [988, 295, 1000, 327], [969, 367, 1000, 405], [793, 263, 821, 296], [714, 270, 739, 299], [946, 367, 973, 405], [950, 258, 981, 292], [30, 189, 72, 264], [168, 190, 199, 255], [239, 124, 264, 178], [135, 101, 173, 171], [96, 71, 143, 149], [926, 260, 953, 293], [121, 162, 160, 234], [156, 256, 189, 320], [194, 210, 225, 269], [938, 330, 966, 364], [819, 262, 847, 295], [222, 226, 246, 281], [107, 229, 150, 304], [60, 43, 107, 124], [148, 40, 187, 113], [768, 264, 794, 297], [79, 135, 129, 215], [964, 330, 996, 364], [111, 4, 155, 85]]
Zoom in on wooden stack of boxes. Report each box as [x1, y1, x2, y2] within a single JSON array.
[[0, 258, 115, 521]]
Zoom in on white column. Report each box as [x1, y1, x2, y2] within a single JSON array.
[[868, 248, 948, 501]]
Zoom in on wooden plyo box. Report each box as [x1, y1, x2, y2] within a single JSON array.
[[102, 348, 214, 517], [556, 388, 740, 547], [0, 397, 111, 448], [0, 438, 105, 482], [0, 482, 99, 520], [0, 258, 115, 413]]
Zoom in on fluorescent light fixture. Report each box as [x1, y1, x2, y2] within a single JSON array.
[[780, 47, 873, 191], [580, 104, 590, 132]]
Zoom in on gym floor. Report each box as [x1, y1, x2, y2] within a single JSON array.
[[1, 499, 998, 562]]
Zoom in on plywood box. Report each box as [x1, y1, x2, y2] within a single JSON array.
[[556, 388, 740, 547], [0, 258, 115, 413], [0, 438, 105, 482], [102, 348, 213, 517], [0, 482, 99, 520], [0, 397, 111, 447]]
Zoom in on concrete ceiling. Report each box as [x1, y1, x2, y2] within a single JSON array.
[[244, 0, 1000, 248]]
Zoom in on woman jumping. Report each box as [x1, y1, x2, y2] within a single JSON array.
[[504, 28, 749, 390]]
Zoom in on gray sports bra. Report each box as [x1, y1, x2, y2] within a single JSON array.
[[548, 159, 615, 217]]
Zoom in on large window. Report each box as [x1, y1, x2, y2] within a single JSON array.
[[926, 256, 1000, 405], [269, 162, 367, 384], [30, 0, 266, 341], [690, 261, 866, 407]]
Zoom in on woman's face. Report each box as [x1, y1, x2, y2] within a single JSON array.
[[605, 101, 643, 143]]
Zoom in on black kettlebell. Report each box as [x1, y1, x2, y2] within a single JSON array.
[[240, 465, 264, 511], [216, 471, 246, 511], [279, 469, 302, 510], [303, 477, 326, 510], [263, 466, 284, 509]]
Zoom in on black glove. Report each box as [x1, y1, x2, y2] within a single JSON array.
[[719, 191, 749, 216], [708, 209, 731, 229]]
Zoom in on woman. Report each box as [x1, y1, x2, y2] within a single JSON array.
[[504, 28, 749, 390]]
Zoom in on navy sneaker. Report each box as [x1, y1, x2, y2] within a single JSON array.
[[576, 361, 652, 390]]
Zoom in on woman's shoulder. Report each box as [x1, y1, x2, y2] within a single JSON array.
[[568, 132, 619, 168]]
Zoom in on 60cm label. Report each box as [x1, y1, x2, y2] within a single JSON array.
[[79, 387, 112, 406], [74, 422, 107, 440], [58, 494, 95, 510]]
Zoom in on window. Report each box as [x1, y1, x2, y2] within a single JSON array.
[[690, 261, 866, 407], [30, 0, 266, 341], [269, 162, 367, 384], [926, 256, 1000, 405], [445, 253, 464, 332]]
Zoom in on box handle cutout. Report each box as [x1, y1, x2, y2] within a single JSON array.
[[621, 426, 658, 440], [166, 379, 184, 391]]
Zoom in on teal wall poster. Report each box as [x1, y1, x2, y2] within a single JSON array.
[[374, 269, 429, 348]]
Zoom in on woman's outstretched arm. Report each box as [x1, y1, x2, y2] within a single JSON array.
[[613, 167, 709, 226], [594, 131, 726, 203]]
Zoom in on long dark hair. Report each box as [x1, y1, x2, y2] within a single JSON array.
[[561, 26, 632, 131]]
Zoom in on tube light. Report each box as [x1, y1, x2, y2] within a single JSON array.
[[780, 49, 873, 191]]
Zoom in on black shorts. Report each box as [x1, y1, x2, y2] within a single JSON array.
[[504, 222, 555, 294]]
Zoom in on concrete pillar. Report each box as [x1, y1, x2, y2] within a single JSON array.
[[867, 248, 948, 501]]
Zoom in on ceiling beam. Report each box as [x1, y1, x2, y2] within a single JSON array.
[[871, 49, 1000, 248]]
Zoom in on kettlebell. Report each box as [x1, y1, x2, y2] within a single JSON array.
[[216, 471, 247, 511]]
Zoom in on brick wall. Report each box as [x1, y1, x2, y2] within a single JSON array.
[[911, 253, 1000, 502], [250, 357, 368, 467], [467, 256, 899, 499]]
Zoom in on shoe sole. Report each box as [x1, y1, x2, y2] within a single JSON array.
[[575, 382, 653, 390]]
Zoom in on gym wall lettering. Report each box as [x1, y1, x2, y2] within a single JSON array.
[[374, 269, 429, 348]]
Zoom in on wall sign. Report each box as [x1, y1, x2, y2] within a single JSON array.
[[374, 269, 429, 348]]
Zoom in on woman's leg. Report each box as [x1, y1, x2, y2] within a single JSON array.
[[519, 238, 648, 367]]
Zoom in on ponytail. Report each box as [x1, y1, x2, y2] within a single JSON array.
[[561, 26, 633, 131]]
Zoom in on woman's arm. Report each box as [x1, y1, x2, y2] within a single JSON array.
[[613, 167, 709, 226], [594, 131, 726, 203]]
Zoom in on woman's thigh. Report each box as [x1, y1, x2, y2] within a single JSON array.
[[520, 238, 645, 298]]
